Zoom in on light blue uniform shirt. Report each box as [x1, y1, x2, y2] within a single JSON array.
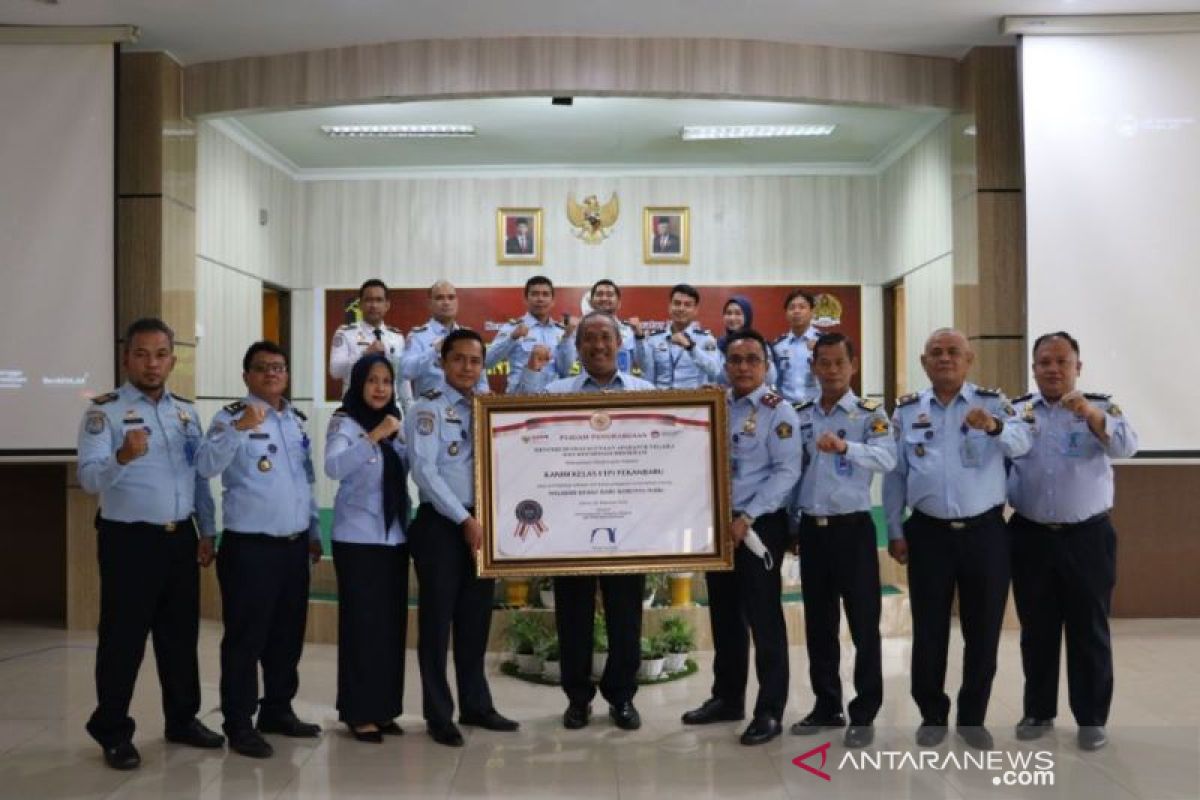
[[792, 391, 897, 516], [640, 323, 722, 389], [883, 383, 1031, 541], [400, 318, 489, 398], [76, 382, 215, 534], [484, 312, 567, 394], [771, 327, 822, 404], [196, 396, 320, 540], [324, 413, 407, 545], [1007, 392, 1138, 524], [555, 320, 640, 378], [727, 384, 803, 519], [405, 385, 477, 525], [544, 370, 654, 395]]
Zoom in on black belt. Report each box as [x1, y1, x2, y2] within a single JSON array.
[[100, 517, 192, 533], [1012, 512, 1109, 533], [223, 530, 307, 542], [911, 505, 1003, 531], [800, 511, 871, 528]]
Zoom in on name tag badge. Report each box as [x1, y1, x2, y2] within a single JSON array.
[[835, 454, 853, 477], [1064, 429, 1087, 458], [960, 436, 982, 467]]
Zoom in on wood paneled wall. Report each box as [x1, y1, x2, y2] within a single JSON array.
[[0, 465, 67, 623], [183, 37, 958, 119]]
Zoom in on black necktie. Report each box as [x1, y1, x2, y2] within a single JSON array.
[[374, 329, 383, 342]]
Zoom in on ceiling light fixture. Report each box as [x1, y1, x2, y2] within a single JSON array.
[[681, 124, 837, 141], [320, 124, 476, 139]]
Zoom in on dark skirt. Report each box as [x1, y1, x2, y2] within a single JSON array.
[[332, 540, 410, 724]]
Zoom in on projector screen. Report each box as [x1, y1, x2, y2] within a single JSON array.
[[1023, 32, 1200, 455], [0, 44, 115, 457]]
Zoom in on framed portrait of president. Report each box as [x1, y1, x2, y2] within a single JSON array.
[[473, 388, 734, 577], [643, 206, 690, 264], [496, 207, 543, 265]]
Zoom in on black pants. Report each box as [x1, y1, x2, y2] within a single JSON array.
[[905, 508, 1010, 726], [86, 518, 201, 747], [705, 510, 790, 720], [217, 531, 310, 733], [409, 504, 496, 726], [1010, 513, 1116, 726], [799, 512, 883, 724], [554, 572, 645, 707], [332, 540, 409, 725]]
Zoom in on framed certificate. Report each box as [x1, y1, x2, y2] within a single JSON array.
[[474, 388, 734, 577]]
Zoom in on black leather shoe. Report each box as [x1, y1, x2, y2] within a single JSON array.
[[956, 725, 994, 751], [790, 710, 846, 736], [563, 703, 592, 730], [377, 721, 403, 736], [609, 702, 642, 731], [165, 719, 225, 749], [682, 697, 745, 725], [1078, 726, 1108, 751], [428, 722, 465, 747], [460, 709, 519, 731], [257, 712, 321, 738], [102, 741, 141, 770], [1015, 716, 1054, 740], [228, 729, 273, 759], [916, 719, 948, 747], [844, 725, 875, 748], [740, 715, 783, 746], [347, 724, 383, 743]]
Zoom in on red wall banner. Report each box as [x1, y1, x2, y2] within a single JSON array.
[[323, 284, 861, 401]]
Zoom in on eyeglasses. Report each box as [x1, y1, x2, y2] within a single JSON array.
[[726, 355, 765, 367], [249, 363, 288, 374]]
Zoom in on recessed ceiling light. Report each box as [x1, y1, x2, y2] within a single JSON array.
[[680, 124, 836, 141], [320, 124, 476, 139]]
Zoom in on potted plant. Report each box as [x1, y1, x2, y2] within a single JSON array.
[[659, 615, 695, 673], [638, 634, 667, 680], [507, 614, 546, 674], [644, 573, 669, 608], [591, 611, 609, 678], [533, 576, 555, 609], [539, 634, 561, 682]]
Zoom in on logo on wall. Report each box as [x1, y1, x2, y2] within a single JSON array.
[[813, 293, 844, 328], [566, 192, 619, 244]]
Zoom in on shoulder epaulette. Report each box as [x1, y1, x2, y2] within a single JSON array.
[[507, 317, 520, 325], [793, 399, 815, 412], [896, 393, 920, 408], [171, 393, 195, 404], [772, 333, 788, 344], [1013, 393, 1033, 404], [421, 389, 443, 400], [1084, 392, 1112, 401], [386, 325, 403, 335], [339, 323, 356, 330], [694, 328, 712, 336], [760, 392, 782, 408], [223, 401, 246, 414], [91, 391, 119, 405], [857, 398, 882, 412], [331, 409, 347, 417], [975, 386, 1001, 397], [293, 408, 308, 421], [409, 324, 428, 334]]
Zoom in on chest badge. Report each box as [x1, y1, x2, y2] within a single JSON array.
[[257, 456, 273, 473]]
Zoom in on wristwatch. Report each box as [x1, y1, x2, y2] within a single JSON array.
[[986, 416, 1004, 437]]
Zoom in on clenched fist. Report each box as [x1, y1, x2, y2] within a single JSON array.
[[511, 322, 530, 339], [116, 428, 150, 464], [369, 415, 402, 443], [526, 344, 552, 371], [964, 407, 997, 433], [234, 404, 267, 432], [816, 431, 847, 454]]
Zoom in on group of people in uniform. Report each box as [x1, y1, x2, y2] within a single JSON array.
[[76, 275, 1135, 771]]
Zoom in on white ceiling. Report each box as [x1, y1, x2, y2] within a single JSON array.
[[230, 97, 948, 175], [1, 0, 1194, 63]]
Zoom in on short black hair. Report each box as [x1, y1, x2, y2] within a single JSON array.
[[123, 317, 175, 352], [360, 278, 388, 298], [784, 289, 816, 311], [724, 329, 770, 361], [1032, 331, 1080, 358], [590, 279, 621, 299], [525, 275, 554, 296], [242, 340, 289, 373], [441, 328, 485, 360], [670, 283, 700, 304], [812, 332, 855, 361]]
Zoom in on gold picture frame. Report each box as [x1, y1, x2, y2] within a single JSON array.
[[496, 207, 543, 265], [474, 388, 733, 578], [643, 206, 690, 264]]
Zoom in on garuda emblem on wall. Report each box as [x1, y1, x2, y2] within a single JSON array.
[[566, 192, 619, 244]]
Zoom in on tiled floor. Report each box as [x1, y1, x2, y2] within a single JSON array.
[[0, 620, 1197, 799]]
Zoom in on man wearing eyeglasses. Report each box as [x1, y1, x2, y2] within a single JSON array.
[[196, 341, 323, 759], [682, 329, 801, 746]]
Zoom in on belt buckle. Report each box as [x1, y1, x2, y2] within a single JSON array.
[[286, 533, 300, 542], [950, 520, 966, 530], [164, 522, 176, 532], [1047, 523, 1064, 532], [815, 517, 829, 527]]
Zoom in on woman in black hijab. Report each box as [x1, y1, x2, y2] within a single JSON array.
[[323, 353, 410, 742]]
